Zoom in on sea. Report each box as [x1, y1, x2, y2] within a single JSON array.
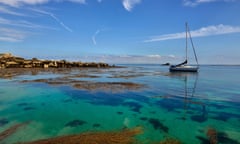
[[0, 65, 240, 144]]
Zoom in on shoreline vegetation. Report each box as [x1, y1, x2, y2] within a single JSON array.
[[0, 53, 114, 69]]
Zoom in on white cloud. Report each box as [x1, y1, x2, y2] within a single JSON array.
[[30, 8, 73, 32], [0, 0, 86, 7], [183, 0, 236, 7], [147, 54, 161, 58], [122, 0, 141, 11], [0, 28, 28, 42], [144, 24, 240, 42]]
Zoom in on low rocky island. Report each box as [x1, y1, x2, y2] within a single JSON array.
[[0, 53, 112, 69]]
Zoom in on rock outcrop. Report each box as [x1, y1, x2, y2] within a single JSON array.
[[0, 53, 111, 68]]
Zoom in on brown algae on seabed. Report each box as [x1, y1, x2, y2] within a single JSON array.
[[20, 76, 146, 92], [23, 126, 143, 144], [0, 122, 29, 141]]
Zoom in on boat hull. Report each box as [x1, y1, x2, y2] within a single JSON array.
[[169, 65, 198, 72]]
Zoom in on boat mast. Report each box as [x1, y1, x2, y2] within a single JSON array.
[[187, 24, 199, 66], [185, 22, 188, 62]]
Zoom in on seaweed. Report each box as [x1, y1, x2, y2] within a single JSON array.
[[0, 122, 29, 141], [158, 138, 181, 144], [148, 118, 168, 133], [199, 128, 240, 144], [65, 120, 87, 127], [24, 126, 143, 144], [206, 127, 217, 144]]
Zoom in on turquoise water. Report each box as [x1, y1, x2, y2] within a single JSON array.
[[0, 65, 240, 144]]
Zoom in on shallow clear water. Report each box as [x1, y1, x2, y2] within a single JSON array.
[[0, 65, 240, 144]]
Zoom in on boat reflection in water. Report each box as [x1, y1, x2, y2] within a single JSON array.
[[168, 72, 206, 121]]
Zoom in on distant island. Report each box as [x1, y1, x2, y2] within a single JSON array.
[[0, 53, 113, 69]]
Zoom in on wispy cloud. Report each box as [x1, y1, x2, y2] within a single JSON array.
[[0, 16, 55, 30], [0, 0, 86, 7], [122, 0, 141, 11], [144, 24, 240, 42], [183, 0, 236, 7], [72, 54, 177, 64], [92, 29, 101, 45], [0, 5, 26, 16], [0, 28, 28, 42], [30, 8, 73, 32]]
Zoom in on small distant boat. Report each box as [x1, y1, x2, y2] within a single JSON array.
[[169, 23, 199, 72]]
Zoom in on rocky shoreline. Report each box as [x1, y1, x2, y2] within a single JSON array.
[[0, 53, 113, 69]]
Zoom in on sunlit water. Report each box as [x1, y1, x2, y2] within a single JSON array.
[[0, 65, 240, 144]]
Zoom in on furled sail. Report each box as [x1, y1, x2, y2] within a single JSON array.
[[175, 59, 188, 67]]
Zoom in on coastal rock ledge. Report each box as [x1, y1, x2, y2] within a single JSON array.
[[0, 53, 112, 68]]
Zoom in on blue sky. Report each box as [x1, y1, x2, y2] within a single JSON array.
[[1, 0, 240, 64]]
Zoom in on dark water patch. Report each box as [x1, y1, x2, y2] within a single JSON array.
[[197, 131, 240, 144], [212, 112, 240, 122], [70, 74, 101, 78], [155, 98, 183, 112], [123, 101, 142, 113], [132, 114, 137, 117], [218, 132, 240, 144], [107, 73, 145, 79], [190, 105, 208, 123], [196, 136, 209, 144], [23, 107, 36, 111], [148, 118, 168, 133], [186, 111, 194, 114], [191, 114, 207, 123], [177, 116, 187, 121], [117, 112, 123, 115], [92, 123, 101, 128], [139, 117, 148, 121], [210, 103, 228, 110], [0, 118, 9, 127], [62, 99, 73, 103], [149, 111, 156, 114], [65, 120, 87, 127], [41, 103, 45, 106], [17, 103, 29, 107]]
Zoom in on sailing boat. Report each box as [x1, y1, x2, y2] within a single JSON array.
[[169, 23, 199, 72]]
